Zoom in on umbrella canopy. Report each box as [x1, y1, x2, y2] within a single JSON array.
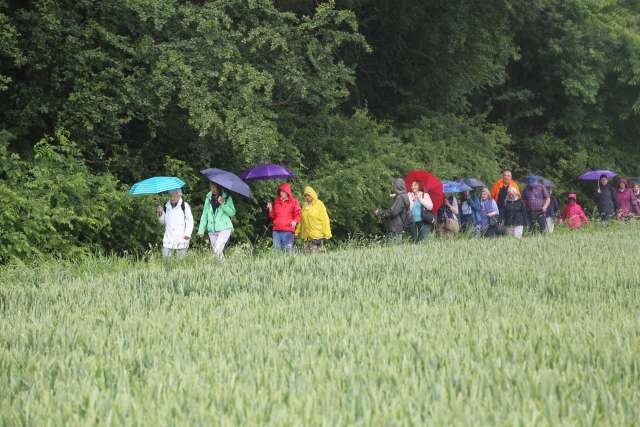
[[128, 176, 185, 196], [239, 163, 294, 181], [201, 168, 252, 198], [404, 170, 444, 213], [630, 177, 640, 185], [578, 170, 618, 180], [443, 180, 472, 193], [458, 177, 485, 188], [526, 175, 556, 188]]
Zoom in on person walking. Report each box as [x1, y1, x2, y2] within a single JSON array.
[[296, 186, 332, 252], [503, 187, 528, 238], [522, 176, 550, 234], [157, 189, 194, 257], [491, 170, 520, 216], [477, 187, 500, 237], [267, 183, 301, 253], [633, 182, 640, 215], [544, 189, 560, 233], [407, 180, 434, 242], [375, 178, 412, 242], [459, 191, 481, 233], [613, 179, 639, 220], [560, 194, 590, 229], [437, 194, 460, 236], [197, 182, 236, 260], [594, 175, 617, 221]]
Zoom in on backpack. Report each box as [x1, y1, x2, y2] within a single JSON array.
[[163, 201, 187, 226], [438, 198, 460, 233], [163, 201, 186, 215]]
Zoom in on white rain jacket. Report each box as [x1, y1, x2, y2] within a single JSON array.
[[158, 199, 194, 249]]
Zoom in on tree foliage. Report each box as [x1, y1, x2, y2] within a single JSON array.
[[1, 0, 639, 261]]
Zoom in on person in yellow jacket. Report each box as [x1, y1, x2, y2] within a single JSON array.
[[296, 186, 332, 252]]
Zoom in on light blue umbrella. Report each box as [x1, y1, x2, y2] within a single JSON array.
[[128, 176, 186, 196], [443, 180, 472, 193]]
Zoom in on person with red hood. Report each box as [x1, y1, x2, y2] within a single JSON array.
[[267, 182, 301, 253], [560, 194, 589, 229]]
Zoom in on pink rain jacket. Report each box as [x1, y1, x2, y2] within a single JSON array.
[[560, 202, 589, 229]]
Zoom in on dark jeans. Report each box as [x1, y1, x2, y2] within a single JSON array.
[[482, 224, 498, 238], [460, 214, 475, 233], [600, 211, 614, 222], [409, 221, 431, 243], [302, 239, 324, 252], [528, 211, 546, 234]]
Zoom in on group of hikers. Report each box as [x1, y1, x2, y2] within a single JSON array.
[[156, 170, 640, 258], [157, 182, 330, 259]]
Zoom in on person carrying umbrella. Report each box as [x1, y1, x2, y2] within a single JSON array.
[[156, 188, 194, 258], [197, 182, 236, 260], [296, 186, 332, 252], [593, 174, 617, 221], [437, 192, 460, 236], [407, 180, 434, 242], [267, 183, 301, 253]]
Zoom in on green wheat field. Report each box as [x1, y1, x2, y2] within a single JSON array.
[[1, 226, 639, 426]]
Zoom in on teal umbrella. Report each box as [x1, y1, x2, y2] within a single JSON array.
[[128, 176, 186, 196]]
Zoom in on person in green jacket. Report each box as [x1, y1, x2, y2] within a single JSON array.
[[198, 182, 236, 260]]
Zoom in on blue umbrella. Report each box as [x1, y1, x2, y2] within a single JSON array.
[[128, 176, 185, 196], [443, 180, 472, 193], [201, 168, 252, 198]]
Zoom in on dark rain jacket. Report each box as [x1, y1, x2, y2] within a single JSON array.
[[378, 178, 412, 233], [503, 198, 529, 227], [593, 184, 618, 216]]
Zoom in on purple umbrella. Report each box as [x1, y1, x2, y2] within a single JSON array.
[[239, 163, 294, 181], [578, 170, 618, 180], [201, 168, 252, 198]]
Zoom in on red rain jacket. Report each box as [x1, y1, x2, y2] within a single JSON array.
[[268, 183, 301, 232]]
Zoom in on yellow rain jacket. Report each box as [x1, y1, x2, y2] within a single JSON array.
[[296, 186, 332, 241]]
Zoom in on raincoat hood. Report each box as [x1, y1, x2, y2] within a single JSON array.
[[303, 186, 318, 202], [276, 182, 294, 199], [269, 183, 301, 232], [393, 178, 407, 194], [297, 186, 332, 240]]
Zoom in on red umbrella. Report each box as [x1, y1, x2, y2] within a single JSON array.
[[404, 169, 444, 213]]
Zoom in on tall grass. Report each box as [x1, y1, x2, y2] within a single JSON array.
[[1, 225, 639, 426]]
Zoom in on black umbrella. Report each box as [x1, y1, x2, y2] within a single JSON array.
[[458, 177, 485, 188]]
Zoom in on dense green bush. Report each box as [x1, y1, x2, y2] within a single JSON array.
[[0, 131, 158, 263], [1, 0, 639, 262]]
